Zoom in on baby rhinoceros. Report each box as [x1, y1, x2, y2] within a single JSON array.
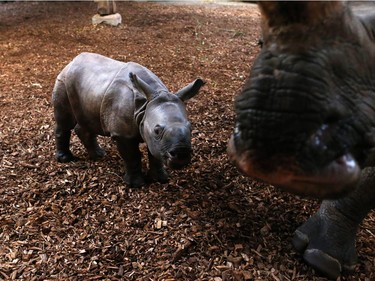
[[52, 52, 204, 188]]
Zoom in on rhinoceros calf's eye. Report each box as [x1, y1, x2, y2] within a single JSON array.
[[154, 124, 164, 136]]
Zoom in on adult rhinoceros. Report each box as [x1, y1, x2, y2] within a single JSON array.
[[228, 1, 375, 279]]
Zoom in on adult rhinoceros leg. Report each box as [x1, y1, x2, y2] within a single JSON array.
[[114, 137, 145, 188], [292, 168, 375, 279], [74, 124, 106, 160]]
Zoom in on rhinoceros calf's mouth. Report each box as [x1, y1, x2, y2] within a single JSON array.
[[228, 135, 361, 198], [163, 148, 192, 170], [166, 159, 190, 169]]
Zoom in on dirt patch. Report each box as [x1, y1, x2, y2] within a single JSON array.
[[0, 2, 373, 280]]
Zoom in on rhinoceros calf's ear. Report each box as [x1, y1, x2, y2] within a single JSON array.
[[129, 72, 158, 101], [176, 79, 205, 101]]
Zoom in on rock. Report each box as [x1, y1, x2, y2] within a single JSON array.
[[92, 13, 122, 26]]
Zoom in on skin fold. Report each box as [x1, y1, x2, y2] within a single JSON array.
[[228, 2, 375, 279]]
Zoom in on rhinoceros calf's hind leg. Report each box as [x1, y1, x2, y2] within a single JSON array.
[[113, 137, 145, 188], [74, 124, 106, 160], [55, 128, 76, 163], [53, 81, 77, 163], [292, 168, 375, 280]]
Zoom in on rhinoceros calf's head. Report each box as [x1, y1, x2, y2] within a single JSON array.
[[228, 2, 375, 198], [130, 72, 204, 170], [142, 95, 193, 169]]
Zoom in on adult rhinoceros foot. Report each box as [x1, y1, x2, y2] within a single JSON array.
[[292, 209, 357, 280]]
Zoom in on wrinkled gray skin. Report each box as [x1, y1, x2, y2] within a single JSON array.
[[228, 2, 375, 279], [53, 52, 204, 188]]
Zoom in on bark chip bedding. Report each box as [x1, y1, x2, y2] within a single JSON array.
[[0, 2, 374, 280]]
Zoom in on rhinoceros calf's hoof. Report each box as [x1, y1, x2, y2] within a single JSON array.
[[88, 148, 106, 161], [56, 151, 76, 163], [124, 173, 146, 188], [147, 169, 169, 184]]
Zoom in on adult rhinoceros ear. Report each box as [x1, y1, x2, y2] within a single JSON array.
[[175, 78, 205, 101], [129, 72, 158, 101]]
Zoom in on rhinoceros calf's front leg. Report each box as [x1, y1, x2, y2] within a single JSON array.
[[147, 149, 169, 184], [114, 137, 145, 188], [74, 124, 106, 160], [292, 168, 375, 279]]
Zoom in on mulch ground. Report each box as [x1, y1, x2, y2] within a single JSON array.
[[0, 1, 374, 280]]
